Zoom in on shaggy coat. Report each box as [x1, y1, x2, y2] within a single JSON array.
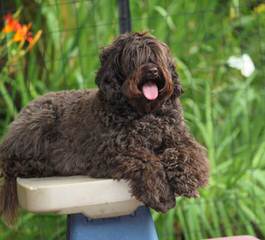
[[0, 32, 209, 225]]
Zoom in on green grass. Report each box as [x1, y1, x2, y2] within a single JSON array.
[[1, 0, 265, 239]]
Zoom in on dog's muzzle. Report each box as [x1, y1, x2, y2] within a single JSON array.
[[121, 62, 173, 114], [138, 64, 165, 101]]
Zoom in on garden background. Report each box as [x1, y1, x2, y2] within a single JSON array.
[[0, 0, 265, 239]]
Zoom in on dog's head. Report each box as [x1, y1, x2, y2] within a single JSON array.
[[96, 32, 182, 114]]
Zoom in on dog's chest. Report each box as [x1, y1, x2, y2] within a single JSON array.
[[123, 114, 177, 149]]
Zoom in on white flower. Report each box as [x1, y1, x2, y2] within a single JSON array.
[[227, 54, 255, 77]]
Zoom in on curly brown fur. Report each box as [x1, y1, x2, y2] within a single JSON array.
[[0, 32, 209, 225]]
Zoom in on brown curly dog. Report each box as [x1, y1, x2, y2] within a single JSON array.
[[0, 32, 209, 225]]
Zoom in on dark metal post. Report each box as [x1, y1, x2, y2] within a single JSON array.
[[118, 0, 131, 33]]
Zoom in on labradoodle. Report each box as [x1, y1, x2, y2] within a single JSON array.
[[0, 32, 209, 225]]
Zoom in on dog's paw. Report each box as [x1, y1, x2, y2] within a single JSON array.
[[132, 182, 176, 213], [155, 194, 176, 213], [179, 190, 200, 198], [140, 187, 176, 213], [141, 195, 175, 213]]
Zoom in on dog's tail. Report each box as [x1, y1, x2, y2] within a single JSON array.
[[0, 178, 18, 226]]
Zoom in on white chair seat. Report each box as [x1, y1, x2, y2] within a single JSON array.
[[17, 176, 142, 218]]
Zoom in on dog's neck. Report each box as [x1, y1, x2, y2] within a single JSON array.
[[97, 90, 140, 122], [96, 90, 179, 127]]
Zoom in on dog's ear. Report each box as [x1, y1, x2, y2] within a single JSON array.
[[99, 33, 128, 66], [96, 46, 123, 102], [170, 62, 184, 99], [99, 46, 112, 65], [95, 68, 121, 101], [174, 83, 184, 98]]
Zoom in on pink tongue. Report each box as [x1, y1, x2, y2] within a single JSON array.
[[142, 82, 158, 100]]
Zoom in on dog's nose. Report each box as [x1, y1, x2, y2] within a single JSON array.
[[148, 67, 158, 77]]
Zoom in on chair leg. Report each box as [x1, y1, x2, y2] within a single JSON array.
[[67, 206, 159, 240]]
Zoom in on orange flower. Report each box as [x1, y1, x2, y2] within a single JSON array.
[[2, 12, 42, 50], [13, 24, 30, 42], [3, 13, 21, 33]]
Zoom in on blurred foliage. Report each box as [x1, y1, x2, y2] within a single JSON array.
[[0, 0, 265, 239]]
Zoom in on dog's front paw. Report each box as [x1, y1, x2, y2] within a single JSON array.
[[138, 191, 176, 213], [167, 171, 200, 198], [132, 178, 176, 213], [162, 148, 202, 198], [167, 170, 201, 198], [152, 191, 176, 213], [176, 189, 200, 198]]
